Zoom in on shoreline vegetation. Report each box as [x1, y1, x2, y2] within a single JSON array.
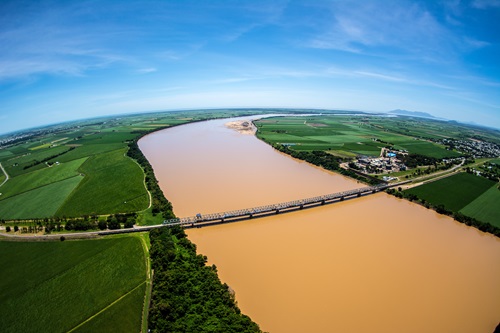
[[386, 186, 500, 237], [127, 120, 264, 332], [263, 141, 499, 238], [0, 110, 272, 333], [252, 115, 500, 239]]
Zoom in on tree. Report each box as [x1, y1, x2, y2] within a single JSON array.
[[6, 226, 11, 232], [98, 220, 107, 230], [108, 219, 121, 230], [124, 220, 134, 228], [14, 225, 19, 232]]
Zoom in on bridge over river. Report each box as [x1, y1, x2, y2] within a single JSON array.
[[156, 181, 410, 230], [0, 181, 410, 240]]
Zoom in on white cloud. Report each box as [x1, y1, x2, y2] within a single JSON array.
[[306, 1, 459, 61], [136, 68, 157, 74], [471, 0, 500, 9]]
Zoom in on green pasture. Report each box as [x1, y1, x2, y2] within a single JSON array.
[[56, 148, 149, 217], [405, 172, 495, 212], [0, 236, 147, 333], [4, 145, 70, 177], [397, 141, 460, 159], [255, 116, 469, 159], [0, 176, 83, 219], [73, 283, 146, 333], [74, 131, 136, 145], [49, 143, 125, 163], [0, 150, 13, 160], [0, 157, 86, 200], [460, 185, 500, 227]]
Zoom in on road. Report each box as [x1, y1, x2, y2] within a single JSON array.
[[0, 224, 165, 241], [0, 162, 9, 187], [400, 158, 465, 189]]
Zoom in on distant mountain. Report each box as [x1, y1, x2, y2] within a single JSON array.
[[388, 109, 438, 119]]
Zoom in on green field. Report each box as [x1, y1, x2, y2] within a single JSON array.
[[0, 176, 83, 219], [255, 116, 461, 158], [460, 185, 500, 227], [73, 283, 147, 333], [0, 109, 281, 220], [0, 236, 147, 333], [56, 148, 149, 217], [405, 172, 495, 212], [0, 157, 86, 200]]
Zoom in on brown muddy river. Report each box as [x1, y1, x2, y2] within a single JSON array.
[[139, 116, 500, 333]]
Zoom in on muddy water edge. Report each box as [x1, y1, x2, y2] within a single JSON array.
[[138, 116, 500, 333]]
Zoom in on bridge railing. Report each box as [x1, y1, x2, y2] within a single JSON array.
[[161, 182, 409, 227]]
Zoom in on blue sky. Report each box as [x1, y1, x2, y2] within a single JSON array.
[[1, 0, 499, 134]]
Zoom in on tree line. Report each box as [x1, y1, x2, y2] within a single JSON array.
[[127, 132, 175, 219], [272, 143, 381, 185], [3, 213, 137, 233], [148, 226, 263, 333], [386, 188, 500, 237], [23, 147, 75, 170]]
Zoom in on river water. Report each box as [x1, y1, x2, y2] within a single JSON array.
[[139, 116, 500, 333]]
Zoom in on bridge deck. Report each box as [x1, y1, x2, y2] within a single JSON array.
[[160, 181, 410, 229]]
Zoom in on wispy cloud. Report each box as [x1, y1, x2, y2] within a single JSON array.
[[136, 68, 157, 74], [0, 1, 132, 80], [305, 0, 485, 61], [471, 0, 500, 9]]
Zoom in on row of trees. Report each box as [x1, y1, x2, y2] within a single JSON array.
[[386, 188, 500, 237], [273, 144, 381, 185], [128, 124, 266, 331], [397, 153, 438, 168], [3, 213, 138, 233], [22, 147, 75, 170], [148, 227, 262, 332], [127, 132, 175, 219]]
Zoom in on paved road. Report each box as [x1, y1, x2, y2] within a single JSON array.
[[0, 224, 165, 241]]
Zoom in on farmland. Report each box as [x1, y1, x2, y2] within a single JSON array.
[[0, 176, 83, 219], [255, 115, 462, 158], [0, 109, 276, 221], [0, 235, 147, 333], [405, 172, 495, 211], [460, 185, 500, 228], [404, 172, 499, 228]]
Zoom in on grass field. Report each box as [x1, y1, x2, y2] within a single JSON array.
[[255, 116, 460, 158], [0, 176, 83, 219], [0, 157, 86, 200], [405, 172, 495, 211], [460, 185, 500, 227], [72, 283, 147, 333], [50, 143, 125, 163], [4, 145, 70, 177], [56, 148, 149, 217], [397, 141, 461, 159], [0, 236, 147, 333]]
